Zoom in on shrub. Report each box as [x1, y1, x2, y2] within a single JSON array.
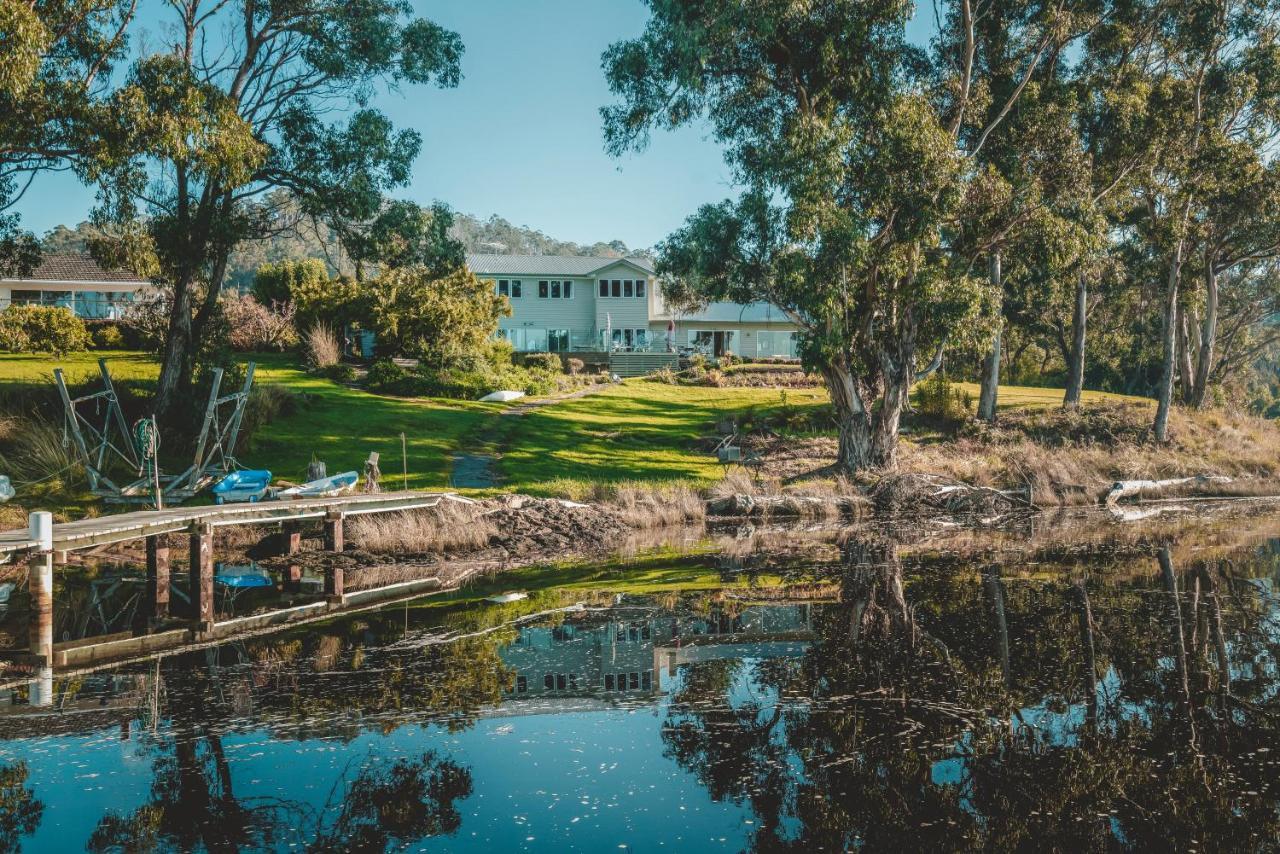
[[0, 304, 92, 355], [915, 372, 973, 422], [220, 292, 298, 351], [567, 357, 584, 375], [702, 368, 726, 387], [648, 365, 679, 384], [523, 352, 562, 373], [305, 323, 340, 368], [718, 350, 740, 367], [253, 259, 359, 331], [121, 296, 169, 348], [318, 362, 356, 382], [91, 324, 125, 349], [366, 358, 407, 391]]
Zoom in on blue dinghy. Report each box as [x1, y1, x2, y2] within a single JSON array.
[[211, 469, 272, 504], [214, 564, 274, 588]]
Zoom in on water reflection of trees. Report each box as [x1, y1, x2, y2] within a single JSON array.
[[661, 534, 1280, 851], [0, 762, 42, 853]]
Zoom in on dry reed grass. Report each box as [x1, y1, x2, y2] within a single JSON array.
[[0, 416, 84, 489], [591, 480, 706, 526], [305, 323, 340, 368], [897, 402, 1280, 506], [349, 502, 497, 554]]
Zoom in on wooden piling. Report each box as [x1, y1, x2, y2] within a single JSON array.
[[323, 511, 344, 552], [28, 551, 53, 662], [146, 535, 170, 624], [325, 563, 344, 601], [284, 522, 301, 556], [188, 522, 214, 632]]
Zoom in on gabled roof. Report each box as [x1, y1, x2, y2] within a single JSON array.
[[466, 253, 655, 277], [2, 252, 150, 285]]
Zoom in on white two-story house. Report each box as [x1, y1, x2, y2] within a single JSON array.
[[468, 253, 800, 359]]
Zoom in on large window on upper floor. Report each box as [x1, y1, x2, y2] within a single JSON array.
[[496, 279, 522, 298], [538, 280, 573, 299], [598, 278, 647, 298]]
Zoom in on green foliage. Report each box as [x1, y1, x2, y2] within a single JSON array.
[[915, 373, 973, 423], [90, 324, 124, 349], [367, 265, 509, 367], [521, 352, 563, 373], [253, 259, 360, 331], [0, 304, 91, 355], [317, 362, 356, 383], [366, 359, 408, 393]]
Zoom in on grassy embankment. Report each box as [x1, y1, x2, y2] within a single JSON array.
[[3, 350, 1279, 515]]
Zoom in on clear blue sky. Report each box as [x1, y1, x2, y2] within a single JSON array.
[[13, 0, 736, 251]]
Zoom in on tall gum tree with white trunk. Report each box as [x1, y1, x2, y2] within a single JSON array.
[[602, 0, 1096, 473]]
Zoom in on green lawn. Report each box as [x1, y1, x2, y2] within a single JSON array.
[[0, 350, 1151, 497], [247, 363, 496, 488], [498, 381, 829, 492]]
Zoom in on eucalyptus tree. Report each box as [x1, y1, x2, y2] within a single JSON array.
[[603, 0, 1093, 471], [0, 0, 136, 274], [1091, 0, 1280, 439], [88, 0, 463, 422]]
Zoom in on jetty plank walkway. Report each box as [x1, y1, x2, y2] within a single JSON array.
[[0, 491, 464, 557]]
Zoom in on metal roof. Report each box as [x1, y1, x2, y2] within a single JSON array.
[[466, 253, 655, 277], [1, 252, 150, 284]]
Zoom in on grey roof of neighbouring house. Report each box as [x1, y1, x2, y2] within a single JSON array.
[[1, 253, 150, 284], [466, 253, 656, 277]]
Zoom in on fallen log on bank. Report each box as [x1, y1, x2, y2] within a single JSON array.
[[1103, 475, 1233, 506]]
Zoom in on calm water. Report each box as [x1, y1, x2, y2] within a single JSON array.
[[0, 519, 1278, 852]]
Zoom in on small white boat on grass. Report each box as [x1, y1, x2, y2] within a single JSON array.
[[486, 591, 528, 604], [276, 470, 359, 499]]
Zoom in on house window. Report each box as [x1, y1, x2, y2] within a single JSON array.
[[544, 674, 554, 689], [516, 675, 527, 693], [611, 280, 621, 297], [605, 674, 615, 690], [551, 280, 561, 298], [511, 279, 522, 298], [642, 671, 652, 690], [623, 280, 634, 298], [548, 330, 569, 352], [617, 672, 627, 690], [569, 673, 578, 690], [497, 279, 509, 297], [629, 672, 640, 690], [556, 674, 567, 691], [563, 280, 572, 298], [636, 279, 646, 298], [599, 279, 609, 297], [539, 280, 549, 298]]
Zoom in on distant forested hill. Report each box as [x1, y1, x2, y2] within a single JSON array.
[[40, 202, 646, 288]]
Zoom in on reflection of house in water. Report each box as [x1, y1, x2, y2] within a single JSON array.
[[498, 604, 815, 707]]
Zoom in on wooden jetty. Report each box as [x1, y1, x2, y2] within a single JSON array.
[[0, 492, 470, 671]]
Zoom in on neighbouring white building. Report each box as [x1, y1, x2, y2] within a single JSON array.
[[468, 253, 800, 359], [0, 253, 153, 319]]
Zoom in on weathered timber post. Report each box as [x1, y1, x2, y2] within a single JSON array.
[[145, 535, 171, 626], [285, 564, 302, 592], [325, 563, 344, 602], [188, 522, 214, 633], [27, 512, 54, 664], [284, 521, 302, 555], [323, 511, 345, 552]]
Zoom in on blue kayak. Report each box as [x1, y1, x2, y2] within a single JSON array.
[[214, 564, 274, 588], [211, 469, 272, 504]]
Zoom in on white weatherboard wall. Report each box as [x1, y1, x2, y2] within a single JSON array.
[[593, 260, 654, 347], [489, 275, 593, 351]]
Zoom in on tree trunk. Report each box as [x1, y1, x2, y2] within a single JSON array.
[[983, 566, 1011, 688], [1063, 270, 1087, 410], [821, 357, 906, 474], [1191, 263, 1218, 408], [1153, 249, 1184, 442], [1177, 303, 1195, 405], [154, 280, 194, 424], [977, 253, 1002, 422]]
